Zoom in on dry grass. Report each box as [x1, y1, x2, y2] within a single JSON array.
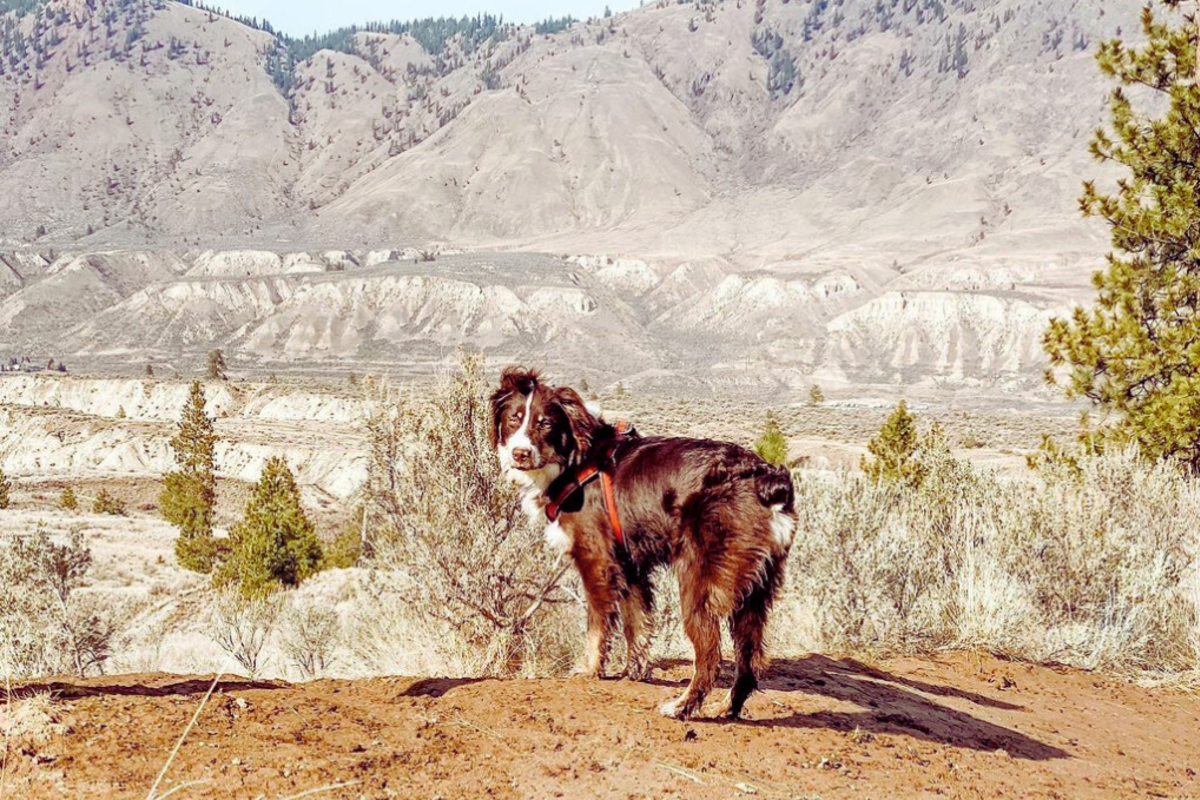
[[775, 449, 1200, 681], [354, 354, 578, 678]]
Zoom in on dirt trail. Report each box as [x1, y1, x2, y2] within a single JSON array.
[[5, 654, 1198, 799]]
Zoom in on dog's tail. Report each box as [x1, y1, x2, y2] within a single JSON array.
[[755, 464, 797, 550]]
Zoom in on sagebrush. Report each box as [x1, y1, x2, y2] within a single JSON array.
[[358, 353, 577, 677], [781, 449, 1200, 677]]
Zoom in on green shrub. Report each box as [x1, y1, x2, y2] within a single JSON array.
[[59, 486, 78, 511], [860, 401, 955, 489], [753, 412, 789, 466], [320, 523, 363, 570], [217, 457, 322, 598], [92, 488, 127, 516]]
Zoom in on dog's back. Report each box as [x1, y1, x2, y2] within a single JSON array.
[[602, 435, 795, 718]]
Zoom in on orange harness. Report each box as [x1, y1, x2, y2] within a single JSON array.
[[543, 422, 631, 546]]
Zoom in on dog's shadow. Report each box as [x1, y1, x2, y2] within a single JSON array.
[[646, 654, 1067, 761]]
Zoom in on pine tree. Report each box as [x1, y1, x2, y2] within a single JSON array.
[[0, 469, 11, 510], [219, 457, 322, 598], [753, 412, 789, 466], [60, 485, 78, 511], [92, 488, 126, 516], [206, 349, 227, 381], [163, 381, 219, 573], [1044, 3, 1200, 470], [862, 400, 923, 487], [807, 384, 825, 405], [145, 363, 154, 378]]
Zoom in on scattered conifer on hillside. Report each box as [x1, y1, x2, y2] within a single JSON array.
[[753, 412, 789, 466], [206, 349, 227, 381], [163, 381, 219, 573], [92, 488, 126, 516], [60, 485, 78, 511], [218, 457, 322, 598]]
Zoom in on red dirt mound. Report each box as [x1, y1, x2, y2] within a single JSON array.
[[4, 653, 1198, 799]]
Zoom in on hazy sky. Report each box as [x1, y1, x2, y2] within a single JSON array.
[[215, 0, 639, 36]]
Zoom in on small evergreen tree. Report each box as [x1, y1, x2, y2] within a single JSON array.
[[92, 488, 127, 516], [163, 381, 219, 573], [116, 405, 126, 419], [1044, 3, 1200, 470], [807, 384, 825, 405], [206, 349, 227, 381], [145, 363, 154, 378], [0, 469, 11, 510], [753, 413, 789, 466], [862, 400, 923, 487], [60, 485, 78, 511], [218, 457, 322, 598]]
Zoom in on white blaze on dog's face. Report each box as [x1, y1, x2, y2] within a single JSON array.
[[490, 368, 598, 493]]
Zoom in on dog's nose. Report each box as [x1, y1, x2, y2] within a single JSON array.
[[512, 447, 533, 465]]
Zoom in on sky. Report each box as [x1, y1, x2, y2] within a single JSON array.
[[212, 0, 641, 37]]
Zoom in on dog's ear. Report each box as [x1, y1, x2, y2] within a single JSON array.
[[553, 386, 599, 463], [489, 366, 540, 448]]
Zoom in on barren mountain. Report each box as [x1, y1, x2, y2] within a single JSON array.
[[0, 0, 1142, 393]]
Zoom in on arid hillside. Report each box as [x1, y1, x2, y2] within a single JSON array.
[[0, 247, 1107, 394], [1, 0, 1135, 263], [0, 0, 1147, 393]]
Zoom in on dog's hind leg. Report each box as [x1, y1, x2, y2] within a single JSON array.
[[621, 579, 654, 681], [716, 555, 785, 719], [660, 576, 721, 720]]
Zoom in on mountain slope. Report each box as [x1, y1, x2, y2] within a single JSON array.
[[0, 0, 1136, 262]]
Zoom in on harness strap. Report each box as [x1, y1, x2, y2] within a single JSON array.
[[601, 471, 623, 546], [543, 421, 631, 547]]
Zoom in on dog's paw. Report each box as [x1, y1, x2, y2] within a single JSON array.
[[659, 695, 698, 720], [711, 693, 741, 720], [569, 664, 602, 680], [622, 662, 653, 682]]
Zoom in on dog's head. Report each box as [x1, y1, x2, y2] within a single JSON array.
[[490, 367, 598, 483]]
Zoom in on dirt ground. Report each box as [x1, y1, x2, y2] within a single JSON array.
[[4, 653, 1198, 800]]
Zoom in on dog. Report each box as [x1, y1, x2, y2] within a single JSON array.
[[489, 366, 796, 720]]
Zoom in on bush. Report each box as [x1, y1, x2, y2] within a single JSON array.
[[92, 488, 127, 516], [320, 523, 362, 570], [360, 353, 576, 676], [753, 412, 788, 466], [0, 527, 122, 677], [217, 457, 322, 598], [0, 469, 11, 509], [807, 384, 825, 405], [211, 591, 280, 678], [781, 449, 1200, 676], [281, 600, 340, 679], [861, 401, 955, 490], [59, 486, 78, 511]]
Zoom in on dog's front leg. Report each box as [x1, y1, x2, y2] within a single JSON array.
[[574, 551, 620, 679], [581, 598, 618, 678]]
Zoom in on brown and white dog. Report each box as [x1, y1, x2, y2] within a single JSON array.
[[490, 367, 796, 720]]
